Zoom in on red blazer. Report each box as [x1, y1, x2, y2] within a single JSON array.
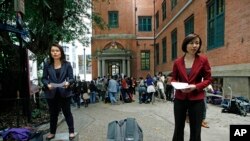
[[172, 55, 212, 100]]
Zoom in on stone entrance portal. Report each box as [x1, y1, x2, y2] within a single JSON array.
[[95, 41, 131, 77]]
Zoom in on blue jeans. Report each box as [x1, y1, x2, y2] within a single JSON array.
[[109, 92, 117, 104], [90, 91, 96, 103], [138, 87, 146, 102], [203, 96, 208, 119]]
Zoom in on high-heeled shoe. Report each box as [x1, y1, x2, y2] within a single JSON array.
[[46, 134, 55, 140], [69, 133, 75, 140], [202, 120, 209, 128]]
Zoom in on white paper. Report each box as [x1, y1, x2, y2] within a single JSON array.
[[50, 82, 66, 88], [171, 82, 189, 89]]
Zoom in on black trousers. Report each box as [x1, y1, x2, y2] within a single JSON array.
[[47, 94, 74, 134], [166, 85, 173, 100], [172, 99, 204, 141], [73, 92, 81, 107], [121, 88, 128, 101]]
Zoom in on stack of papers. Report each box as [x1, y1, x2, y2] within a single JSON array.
[[171, 82, 189, 89], [50, 82, 66, 88]]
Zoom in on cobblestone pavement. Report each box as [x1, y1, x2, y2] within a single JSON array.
[[56, 96, 250, 141]]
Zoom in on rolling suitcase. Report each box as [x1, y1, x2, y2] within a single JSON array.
[[107, 117, 143, 141]]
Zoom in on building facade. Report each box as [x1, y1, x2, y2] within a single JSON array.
[[91, 0, 250, 98], [61, 42, 92, 81]]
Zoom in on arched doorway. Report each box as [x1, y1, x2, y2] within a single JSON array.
[[95, 41, 132, 77]]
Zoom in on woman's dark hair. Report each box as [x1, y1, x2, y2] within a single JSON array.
[[182, 33, 202, 55], [48, 43, 66, 64], [158, 71, 162, 75]]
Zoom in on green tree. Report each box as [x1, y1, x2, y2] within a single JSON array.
[[0, 0, 107, 64], [0, 0, 107, 123]]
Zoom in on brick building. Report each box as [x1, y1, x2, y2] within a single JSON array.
[[91, 0, 250, 98]]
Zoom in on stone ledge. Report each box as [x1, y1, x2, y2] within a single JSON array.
[[43, 132, 79, 141], [37, 113, 65, 132]]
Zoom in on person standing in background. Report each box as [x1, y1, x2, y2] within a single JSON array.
[[156, 77, 167, 102], [165, 72, 173, 101], [121, 75, 129, 102], [73, 76, 82, 108], [89, 80, 98, 103], [202, 84, 214, 128], [171, 33, 212, 141], [42, 43, 75, 140], [108, 75, 119, 105], [138, 77, 147, 104], [146, 74, 155, 104]]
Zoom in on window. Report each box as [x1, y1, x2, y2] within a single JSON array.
[[111, 64, 119, 76], [156, 44, 159, 65], [66, 55, 70, 61], [62, 46, 66, 52], [171, 29, 177, 60], [162, 0, 167, 21], [156, 11, 159, 29], [141, 51, 150, 70], [62, 46, 69, 53], [207, 0, 225, 49], [184, 15, 194, 36], [162, 37, 167, 63], [108, 11, 118, 28], [138, 16, 152, 32], [171, 0, 177, 9]]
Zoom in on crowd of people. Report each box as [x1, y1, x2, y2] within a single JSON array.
[[70, 72, 174, 108]]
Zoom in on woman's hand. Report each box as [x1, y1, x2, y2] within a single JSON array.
[[47, 84, 52, 90], [181, 84, 196, 93], [64, 82, 70, 88]]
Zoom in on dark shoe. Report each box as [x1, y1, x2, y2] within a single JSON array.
[[46, 134, 55, 140], [69, 133, 75, 140]]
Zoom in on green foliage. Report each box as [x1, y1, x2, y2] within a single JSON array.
[[0, 0, 107, 64], [31, 108, 41, 118], [0, 44, 19, 80]]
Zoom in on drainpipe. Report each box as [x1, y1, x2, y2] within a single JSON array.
[[153, 0, 156, 75]]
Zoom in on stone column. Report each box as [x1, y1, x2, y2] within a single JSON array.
[[97, 58, 101, 77], [127, 57, 130, 77], [122, 59, 126, 76], [102, 59, 105, 77]]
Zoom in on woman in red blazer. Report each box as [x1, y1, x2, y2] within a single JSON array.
[[172, 33, 212, 141]]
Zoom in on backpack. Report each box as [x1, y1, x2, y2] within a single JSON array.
[[222, 98, 247, 116], [107, 117, 143, 141]]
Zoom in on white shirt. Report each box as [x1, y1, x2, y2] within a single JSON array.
[[157, 81, 164, 89]]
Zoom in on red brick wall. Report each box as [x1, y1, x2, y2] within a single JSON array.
[[92, 0, 250, 79], [92, 0, 155, 79], [206, 0, 250, 66], [92, 0, 135, 35], [154, 0, 250, 73]]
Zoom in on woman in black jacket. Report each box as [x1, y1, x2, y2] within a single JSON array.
[[41, 43, 75, 140]]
